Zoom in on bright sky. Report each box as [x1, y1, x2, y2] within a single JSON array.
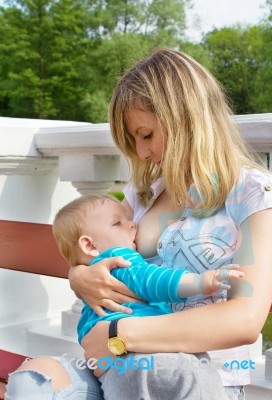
[[187, 0, 268, 41]]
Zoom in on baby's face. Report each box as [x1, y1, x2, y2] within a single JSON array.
[[83, 200, 137, 253]]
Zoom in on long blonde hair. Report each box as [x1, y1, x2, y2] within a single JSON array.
[[109, 48, 262, 215]]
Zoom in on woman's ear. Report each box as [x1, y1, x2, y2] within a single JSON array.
[[78, 235, 100, 257]]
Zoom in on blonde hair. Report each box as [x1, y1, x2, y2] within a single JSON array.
[[53, 195, 117, 266], [109, 47, 263, 215]]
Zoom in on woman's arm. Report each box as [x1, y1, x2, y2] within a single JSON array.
[[83, 209, 272, 358]]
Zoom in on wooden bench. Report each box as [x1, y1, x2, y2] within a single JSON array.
[[0, 219, 271, 399], [0, 220, 69, 399]]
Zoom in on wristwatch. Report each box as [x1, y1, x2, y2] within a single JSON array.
[[108, 319, 127, 356]]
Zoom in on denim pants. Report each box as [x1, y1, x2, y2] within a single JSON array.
[[5, 353, 243, 399], [5, 356, 103, 400]]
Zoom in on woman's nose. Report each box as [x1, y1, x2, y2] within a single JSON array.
[[136, 141, 150, 161]]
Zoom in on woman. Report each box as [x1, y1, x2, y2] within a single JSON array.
[[6, 48, 272, 399]]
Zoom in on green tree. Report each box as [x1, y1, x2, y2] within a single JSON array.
[[0, 0, 189, 122], [83, 0, 187, 41], [266, 0, 272, 19], [81, 0, 189, 122], [252, 1, 272, 112], [203, 25, 264, 114], [0, 0, 90, 120]]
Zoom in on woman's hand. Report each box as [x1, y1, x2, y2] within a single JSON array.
[[69, 257, 141, 315], [82, 321, 111, 377]]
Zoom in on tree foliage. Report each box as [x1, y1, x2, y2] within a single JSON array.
[[0, 0, 91, 119], [203, 18, 272, 114], [0, 0, 271, 121], [203, 26, 264, 114], [0, 0, 188, 121]]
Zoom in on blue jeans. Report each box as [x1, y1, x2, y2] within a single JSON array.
[[5, 356, 103, 400], [5, 354, 243, 399]]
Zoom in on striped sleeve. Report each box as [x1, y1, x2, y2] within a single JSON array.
[[108, 247, 189, 302]]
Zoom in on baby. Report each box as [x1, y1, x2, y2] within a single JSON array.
[[53, 194, 243, 392]]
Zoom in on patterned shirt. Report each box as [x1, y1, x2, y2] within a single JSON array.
[[123, 167, 272, 386]]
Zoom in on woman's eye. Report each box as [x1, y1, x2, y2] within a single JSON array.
[[144, 133, 153, 140]]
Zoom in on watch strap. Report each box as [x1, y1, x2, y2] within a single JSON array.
[[109, 318, 119, 339]]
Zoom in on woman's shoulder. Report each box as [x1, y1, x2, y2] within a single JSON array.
[[240, 166, 272, 185], [228, 167, 272, 199], [226, 167, 272, 225]]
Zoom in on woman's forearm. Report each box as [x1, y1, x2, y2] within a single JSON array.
[[119, 299, 259, 354]]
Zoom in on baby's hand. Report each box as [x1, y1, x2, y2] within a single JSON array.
[[205, 265, 244, 294], [177, 265, 244, 297]]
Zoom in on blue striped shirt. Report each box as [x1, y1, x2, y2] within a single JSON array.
[[77, 246, 188, 344]]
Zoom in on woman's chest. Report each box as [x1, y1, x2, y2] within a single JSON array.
[[136, 191, 183, 259], [158, 210, 239, 273]]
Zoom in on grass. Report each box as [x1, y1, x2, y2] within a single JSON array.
[[108, 191, 125, 202], [262, 313, 272, 351]]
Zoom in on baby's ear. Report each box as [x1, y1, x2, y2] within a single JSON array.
[[78, 235, 99, 257]]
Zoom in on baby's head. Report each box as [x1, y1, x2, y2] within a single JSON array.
[[53, 194, 137, 266]]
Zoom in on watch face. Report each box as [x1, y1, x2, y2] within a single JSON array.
[[108, 337, 126, 356]]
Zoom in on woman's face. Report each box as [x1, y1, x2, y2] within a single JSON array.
[[125, 108, 166, 166]]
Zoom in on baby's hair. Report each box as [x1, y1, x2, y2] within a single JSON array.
[[53, 194, 118, 266]]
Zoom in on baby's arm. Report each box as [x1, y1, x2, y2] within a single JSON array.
[[177, 266, 244, 298], [112, 251, 244, 302], [112, 253, 188, 302]]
